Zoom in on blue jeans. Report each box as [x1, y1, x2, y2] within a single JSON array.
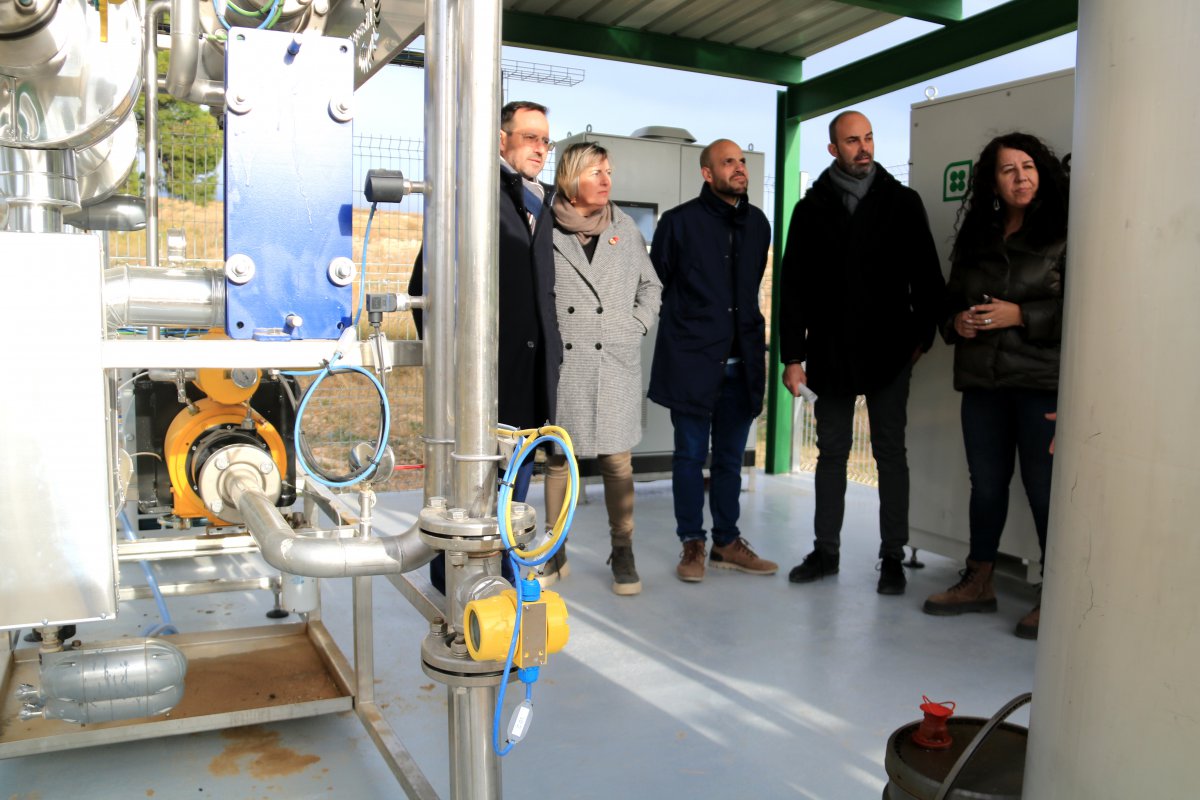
[[960, 388, 1056, 565], [670, 362, 754, 547], [429, 459, 530, 593], [813, 364, 912, 560]]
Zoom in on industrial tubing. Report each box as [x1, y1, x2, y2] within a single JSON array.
[[104, 265, 225, 329], [421, 0, 457, 503], [225, 473, 430, 578]]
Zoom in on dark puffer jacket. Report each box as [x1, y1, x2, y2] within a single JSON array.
[[942, 229, 1066, 392]]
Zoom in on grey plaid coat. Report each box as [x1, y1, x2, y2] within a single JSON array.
[[551, 205, 662, 457]]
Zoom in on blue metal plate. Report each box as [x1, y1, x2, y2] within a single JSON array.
[[224, 29, 354, 340]]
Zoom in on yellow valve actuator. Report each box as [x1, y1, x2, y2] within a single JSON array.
[[465, 589, 569, 668]]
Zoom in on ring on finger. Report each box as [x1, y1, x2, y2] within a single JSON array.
[[984, 318, 993, 325]]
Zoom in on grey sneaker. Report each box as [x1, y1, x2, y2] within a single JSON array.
[[607, 545, 642, 596]]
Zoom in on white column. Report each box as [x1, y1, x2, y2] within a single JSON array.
[[1026, 1, 1200, 797]]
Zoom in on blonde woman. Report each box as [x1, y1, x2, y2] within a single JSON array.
[[542, 142, 662, 595]]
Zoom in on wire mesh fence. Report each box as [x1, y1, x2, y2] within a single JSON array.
[[108, 131, 880, 491], [790, 397, 879, 487]]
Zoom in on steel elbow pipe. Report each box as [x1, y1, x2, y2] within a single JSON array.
[[228, 476, 436, 578], [165, 0, 200, 99]]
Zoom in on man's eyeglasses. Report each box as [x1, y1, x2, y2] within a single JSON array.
[[503, 130, 555, 151]]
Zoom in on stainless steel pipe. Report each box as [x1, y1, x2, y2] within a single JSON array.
[[446, 2, 504, 798], [104, 265, 225, 329], [164, 0, 199, 100], [449, 684, 503, 800], [451, 0, 501, 520], [226, 475, 431, 579], [421, 0, 457, 504], [0, 147, 80, 232], [142, 0, 169, 271]]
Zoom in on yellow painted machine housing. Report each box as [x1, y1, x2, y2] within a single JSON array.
[[162, 397, 287, 524], [193, 367, 261, 405], [464, 589, 569, 668], [193, 331, 261, 405]]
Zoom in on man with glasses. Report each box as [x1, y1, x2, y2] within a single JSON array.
[[411, 100, 564, 592]]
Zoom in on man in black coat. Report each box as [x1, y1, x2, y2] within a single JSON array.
[[649, 139, 778, 584], [779, 110, 944, 595], [410, 100, 563, 591]]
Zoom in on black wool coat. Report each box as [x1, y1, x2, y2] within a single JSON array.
[[778, 164, 945, 396], [409, 166, 562, 428], [647, 183, 772, 417]]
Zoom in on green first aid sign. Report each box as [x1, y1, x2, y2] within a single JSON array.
[[943, 160, 972, 202]]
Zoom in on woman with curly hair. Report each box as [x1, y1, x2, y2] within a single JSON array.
[[923, 132, 1069, 640]]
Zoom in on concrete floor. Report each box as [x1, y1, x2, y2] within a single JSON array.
[[0, 473, 1039, 799]]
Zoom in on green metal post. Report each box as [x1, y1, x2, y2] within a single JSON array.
[[765, 88, 802, 475]]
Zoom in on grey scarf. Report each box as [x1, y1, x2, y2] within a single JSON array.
[[552, 194, 612, 246], [826, 160, 876, 215]]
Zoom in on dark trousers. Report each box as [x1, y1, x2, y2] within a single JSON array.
[[429, 459, 531, 593], [670, 362, 755, 547], [813, 364, 912, 560], [960, 388, 1056, 564]]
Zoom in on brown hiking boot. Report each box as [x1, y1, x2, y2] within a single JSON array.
[[676, 539, 707, 583], [923, 559, 997, 615], [709, 537, 778, 576], [1015, 604, 1040, 640]]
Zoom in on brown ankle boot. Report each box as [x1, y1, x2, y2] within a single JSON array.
[[923, 560, 998, 615], [1015, 605, 1040, 639]]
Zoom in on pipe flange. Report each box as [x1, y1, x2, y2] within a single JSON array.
[[420, 633, 510, 688], [197, 443, 282, 524], [417, 504, 536, 553]]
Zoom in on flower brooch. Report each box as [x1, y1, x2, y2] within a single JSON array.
[[608, 236, 620, 245]]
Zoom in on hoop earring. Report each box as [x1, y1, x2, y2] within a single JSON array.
[[993, 197, 1000, 212]]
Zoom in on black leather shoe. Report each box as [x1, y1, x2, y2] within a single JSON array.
[[789, 550, 840, 583], [876, 557, 907, 595]]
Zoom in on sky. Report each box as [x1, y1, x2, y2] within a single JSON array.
[[352, 1, 1076, 193]]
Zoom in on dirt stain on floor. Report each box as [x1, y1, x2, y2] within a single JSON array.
[[209, 725, 321, 780]]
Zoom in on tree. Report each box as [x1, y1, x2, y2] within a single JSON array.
[[123, 50, 224, 205]]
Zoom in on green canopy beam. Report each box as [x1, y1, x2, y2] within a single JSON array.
[[836, 0, 962, 25], [786, 0, 1077, 120], [502, 11, 805, 85], [765, 90, 803, 474]]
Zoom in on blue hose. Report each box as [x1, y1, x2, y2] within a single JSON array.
[[491, 430, 579, 755], [118, 511, 178, 637], [283, 353, 391, 488]]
